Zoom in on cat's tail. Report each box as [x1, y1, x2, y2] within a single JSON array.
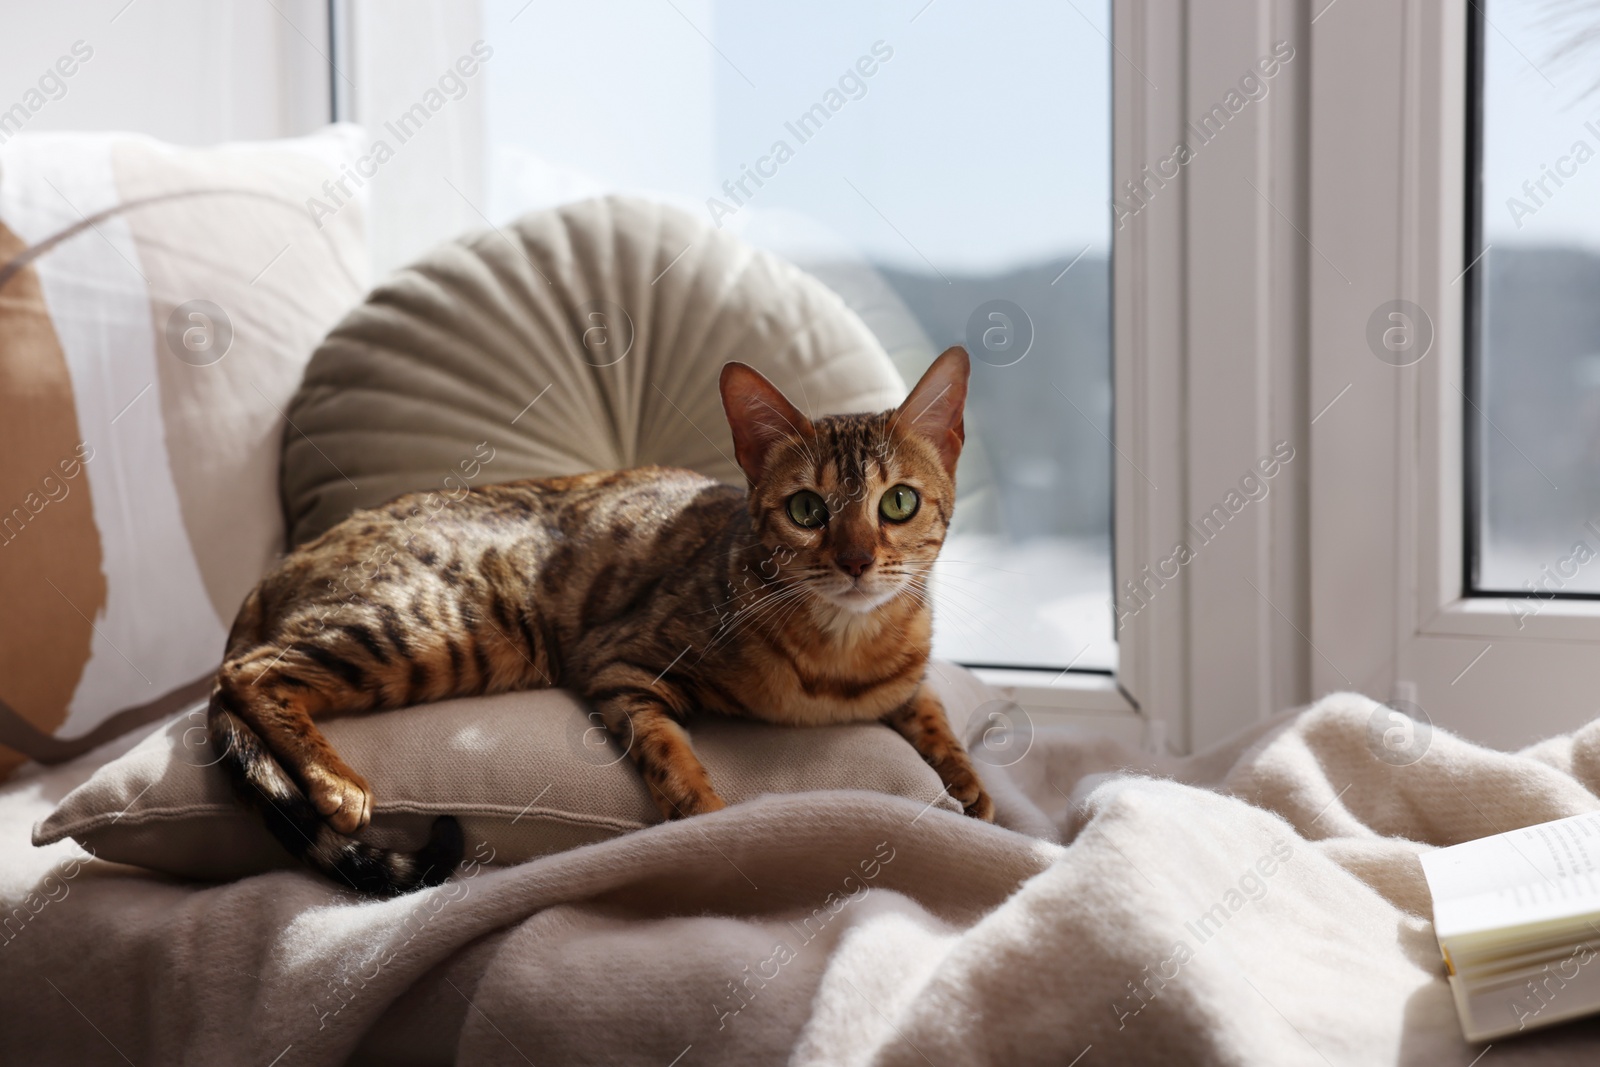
[[206, 692, 463, 896]]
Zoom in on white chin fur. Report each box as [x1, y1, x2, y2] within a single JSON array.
[[825, 584, 899, 614]]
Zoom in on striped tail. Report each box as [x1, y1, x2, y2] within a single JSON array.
[[207, 694, 463, 896]]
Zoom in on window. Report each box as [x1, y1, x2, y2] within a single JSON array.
[[335, 0, 1600, 750], [351, 0, 1116, 676], [1305, 0, 1600, 751], [1468, 0, 1600, 598]]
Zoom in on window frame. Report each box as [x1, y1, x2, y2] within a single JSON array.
[[1111, 0, 1312, 754], [1458, 2, 1600, 607], [1307, 0, 1600, 751], [1461, 0, 1489, 601]]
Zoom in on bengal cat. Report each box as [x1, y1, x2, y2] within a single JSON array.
[[208, 345, 992, 894]]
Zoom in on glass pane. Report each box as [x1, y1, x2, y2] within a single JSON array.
[[1472, 1, 1600, 594], [482, 0, 1113, 669]]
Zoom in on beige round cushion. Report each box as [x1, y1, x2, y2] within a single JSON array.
[[282, 195, 906, 544]]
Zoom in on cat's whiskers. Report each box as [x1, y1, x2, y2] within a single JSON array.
[[910, 564, 1059, 643], [709, 568, 805, 618], [898, 569, 1018, 648], [709, 582, 811, 645], [898, 560, 1006, 606], [734, 583, 817, 636], [699, 577, 818, 657], [905, 568, 997, 597], [690, 572, 805, 642], [926, 558, 1034, 576], [767, 588, 825, 643]]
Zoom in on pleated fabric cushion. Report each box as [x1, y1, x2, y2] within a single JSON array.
[[282, 195, 907, 544]]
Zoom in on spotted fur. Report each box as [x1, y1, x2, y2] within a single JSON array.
[[209, 346, 991, 894]]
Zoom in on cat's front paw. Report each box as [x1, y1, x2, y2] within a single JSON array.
[[655, 787, 727, 821], [963, 785, 995, 822], [306, 763, 373, 834], [943, 764, 995, 822]]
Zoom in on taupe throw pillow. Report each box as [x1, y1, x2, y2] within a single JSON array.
[[32, 666, 998, 881]]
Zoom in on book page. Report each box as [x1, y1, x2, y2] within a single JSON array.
[[1420, 811, 1600, 940]]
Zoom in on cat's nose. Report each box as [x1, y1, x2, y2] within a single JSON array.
[[836, 551, 874, 578]]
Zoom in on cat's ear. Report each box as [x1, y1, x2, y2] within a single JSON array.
[[720, 362, 814, 483], [893, 346, 969, 475]]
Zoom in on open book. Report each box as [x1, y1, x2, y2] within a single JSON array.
[[1419, 810, 1600, 1040]]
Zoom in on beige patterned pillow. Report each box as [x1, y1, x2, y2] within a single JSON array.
[[31, 665, 998, 880], [0, 125, 368, 778]]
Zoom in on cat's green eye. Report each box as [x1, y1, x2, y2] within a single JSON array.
[[787, 490, 830, 528], [879, 485, 920, 523]]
